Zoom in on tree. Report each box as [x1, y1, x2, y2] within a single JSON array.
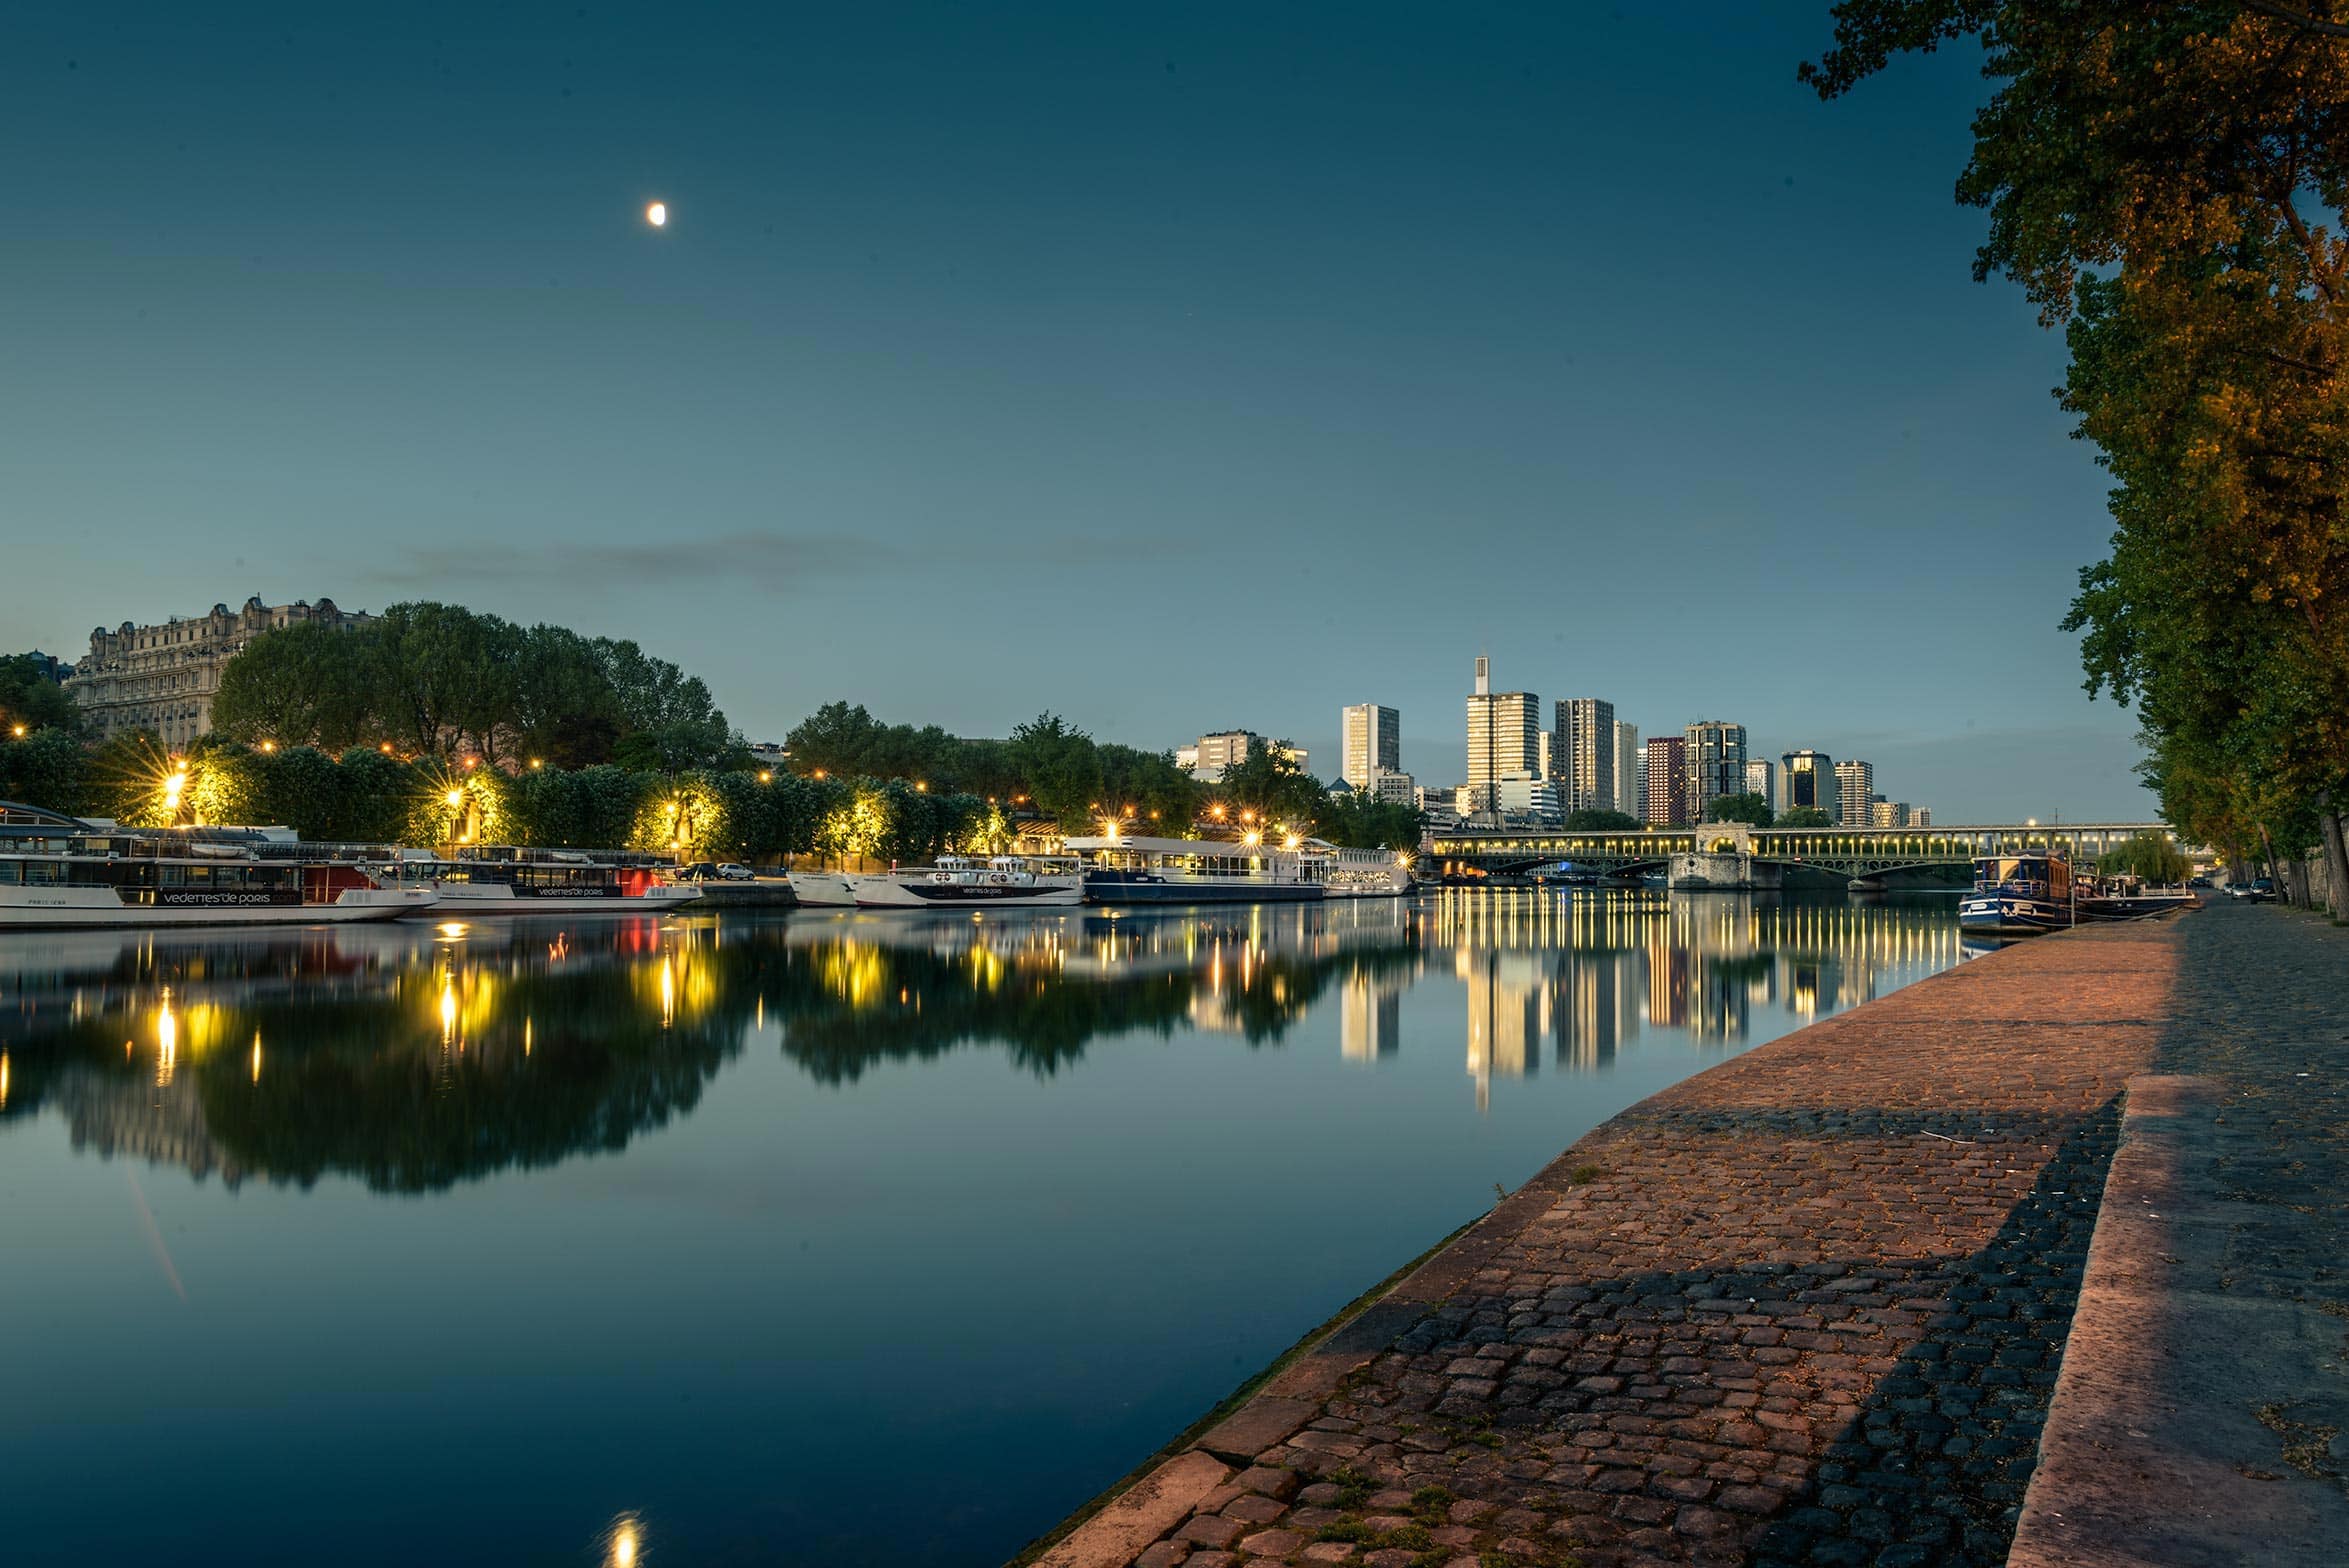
[[1317, 789, 1423, 850], [211, 623, 375, 752], [1212, 742, 1327, 833], [1564, 807, 1642, 832], [1778, 806, 1834, 829], [1807, 2, 2349, 911], [1705, 792, 1773, 827], [0, 654, 80, 737], [2100, 830, 2192, 884], [1008, 713, 1104, 829]]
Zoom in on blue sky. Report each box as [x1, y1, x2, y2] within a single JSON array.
[[0, 3, 2152, 821]]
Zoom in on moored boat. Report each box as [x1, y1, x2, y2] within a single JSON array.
[[1062, 833, 1329, 905], [382, 847, 700, 915], [785, 868, 863, 907], [0, 802, 436, 928], [1316, 841, 1415, 898], [853, 854, 1084, 908], [2075, 874, 2197, 922], [1958, 851, 2075, 938]]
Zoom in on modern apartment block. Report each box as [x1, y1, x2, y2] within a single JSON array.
[[1834, 759, 1876, 827], [64, 595, 376, 749], [1743, 759, 1776, 806], [1554, 698, 1616, 815], [1780, 749, 1839, 821], [1682, 719, 1747, 823], [1465, 657, 1542, 812], [1644, 736, 1688, 826], [1340, 704, 1400, 789]]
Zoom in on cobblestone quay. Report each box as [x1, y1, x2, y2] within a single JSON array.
[[1030, 919, 2182, 1568]]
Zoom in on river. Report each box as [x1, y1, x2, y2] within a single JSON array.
[[0, 889, 1960, 1565]]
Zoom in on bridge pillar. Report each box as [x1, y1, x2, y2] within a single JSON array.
[[1670, 850, 1783, 892]]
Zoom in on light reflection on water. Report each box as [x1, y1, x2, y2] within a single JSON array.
[[0, 889, 1957, 1565]]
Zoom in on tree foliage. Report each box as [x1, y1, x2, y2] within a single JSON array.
[[1317, 789, 1424, 850], [0, 654, 81, 737], [1777, 806, 1835, 829], [1703, 792, 1774, 827], [211, 603, 738, 771], [1808, 1, 2349, 908], [1564, 807, 1642, 832]]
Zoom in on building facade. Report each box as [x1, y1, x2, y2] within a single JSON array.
[[1834, 759, 1876, 827], [1870, 799, 1911, 829], [1189, 730, 1262, 782], [1781, 750, 1840, 820], [1644, 736, 1688, 826], [1340, 704, 1401, 790], [1614, 722, 1641, 818], [1495, 774, 1564, 822], [1554, 698, 1617, 815], [64, 596, 376, 750], [1369, 770, 1418, 806], [1465, 657, 1542, 813], [1683, 719, 1748, 824], [1743, 759, 1776, 806]]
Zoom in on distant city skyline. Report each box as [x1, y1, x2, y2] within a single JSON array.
[[1, 4, 2155, 822]]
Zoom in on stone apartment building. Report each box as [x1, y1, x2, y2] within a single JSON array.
[[63, 595, 376, 749]]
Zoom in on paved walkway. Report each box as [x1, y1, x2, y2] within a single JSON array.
[[1037, 920, 2181, 1568], [2011, 905, 2349, 1567]]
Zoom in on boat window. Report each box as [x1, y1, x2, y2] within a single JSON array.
[[0, 862, 17, 884]]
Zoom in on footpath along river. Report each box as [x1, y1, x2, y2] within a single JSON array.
[[0, 889, 1960, 1566]]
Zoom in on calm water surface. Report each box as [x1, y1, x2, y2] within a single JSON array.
[[0, 890, 1959, 1565]]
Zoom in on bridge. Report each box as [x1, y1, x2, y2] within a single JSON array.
[[1424, 821, 2179, 888]]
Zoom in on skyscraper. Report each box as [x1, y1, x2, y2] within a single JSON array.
[[1781, 750, 1839, 821], [1743, 759, 1776, 806], [1834, 759, 1876, 827], [1465, 657, 1542, 813], [1683, 719, 1748, 823], [1340, 704, 1400, 790], [1614, 722, 1641, 818], [1644, 736, 1688, 826], [1554, 698, 1617, 815]]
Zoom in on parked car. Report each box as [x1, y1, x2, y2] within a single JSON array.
[[2188, 875, 2212, 888], [2227, 878, 2276, 902], [682, 861, 720, 882], [714, 862, 755, 881]]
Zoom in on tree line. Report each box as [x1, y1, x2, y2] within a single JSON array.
[[1809, 3, 2349, 911], [209, 602, 739, 771]]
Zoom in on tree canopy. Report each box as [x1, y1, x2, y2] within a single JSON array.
[[1808, 1, 2349, 907], [211, 603, 739, 771], [1563, 807, 1642, 832], [1703, 792, 1774, 827]]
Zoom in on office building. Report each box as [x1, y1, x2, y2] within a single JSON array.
[[1369, 770, 1418, 806], [1743, 759, 1776, 806], [1870, 799, 1910, 829], [1835, 759, 1876, 827], [1188, 730, 1261, 782], [1614, 722, 1641, 817], [1781, 750, 1839, 820], [1495, 774, 1564, 821], [1911, 807, 1932, 827], [1554, 698, 1617, 815], [65, 595, 376, 749], [1644, 736, 1688, 826], [1682, 719, 1747, 824], [1340, 704, 1400, 789], [1465, 657, 1542, 813]]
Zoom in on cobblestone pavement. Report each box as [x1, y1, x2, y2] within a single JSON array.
[[1055, 921, 2182, 1568]]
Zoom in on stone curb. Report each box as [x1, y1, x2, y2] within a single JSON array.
[[2009, 1070, 2347, 1568]]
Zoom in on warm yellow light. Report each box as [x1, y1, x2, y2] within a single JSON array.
[[813, 769, 826, 779], [916, 780, 928, 792], [758, 771, 773, 783], [1242, 830, 1263, 847], [437, 922, 468, 939], [439, 978, 458, 1044], [1283, 833, 1301, 850], [529, 758, 543, 770], [380, 742, 394, 753], [8, 724, 23, 738], [163, 769, 188, 809], [645, 201, 668, 229], [443, 788, 465, 811], [260, 740, 276, 753]]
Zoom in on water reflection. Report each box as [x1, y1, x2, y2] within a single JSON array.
[[0, 891, 1957, 1193]]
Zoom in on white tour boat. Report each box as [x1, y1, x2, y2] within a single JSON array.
[[785, 868, 864, 907], [1061, 834, 1331, 905], [0, 804, 436, 928], [853, 855, 1085, 908], [1314, 840, 1416, 898]]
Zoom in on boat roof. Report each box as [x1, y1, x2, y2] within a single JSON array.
[[1063, 834, 1302, 854]]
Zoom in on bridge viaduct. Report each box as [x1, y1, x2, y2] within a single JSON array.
[[1424, 821, 2179, 888]]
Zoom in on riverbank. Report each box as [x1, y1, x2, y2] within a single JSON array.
[[1024, 907, 2344, 1568]]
